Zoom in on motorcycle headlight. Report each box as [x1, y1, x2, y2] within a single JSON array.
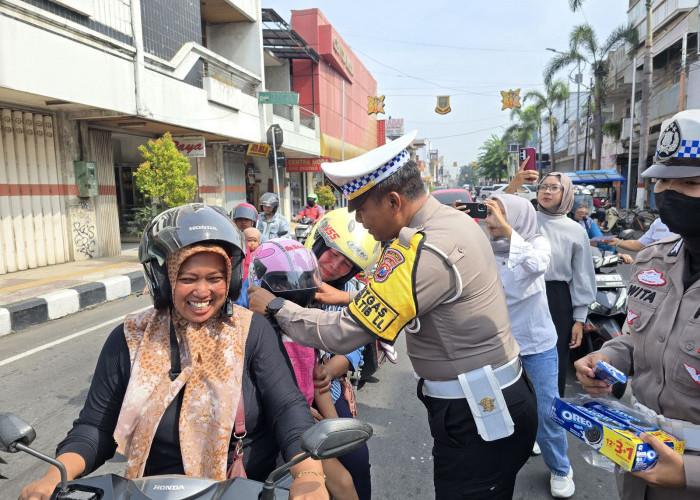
[[610, 288, 628, 316]]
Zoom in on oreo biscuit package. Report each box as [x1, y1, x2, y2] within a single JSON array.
[[593, 361, 627, 386], [550, 397, 684, 471]]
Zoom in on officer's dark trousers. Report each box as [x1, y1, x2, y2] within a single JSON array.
[[417, 372, 537, 499], [545, 280, 574, 397]]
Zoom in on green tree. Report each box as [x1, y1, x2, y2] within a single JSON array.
[[523, 80, 570, 171], [315, 185, 336, 209], [545, 22, 637, 169], [477, 134, 508, 182], [134, 132, 198, 212], [505, 105, 541, 148]]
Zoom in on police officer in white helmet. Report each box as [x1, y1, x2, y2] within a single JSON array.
[[248, 131, 537, 499], [575, 109, 700, 500]]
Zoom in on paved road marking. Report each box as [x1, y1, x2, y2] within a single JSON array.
[[0, 306, 151, 367]]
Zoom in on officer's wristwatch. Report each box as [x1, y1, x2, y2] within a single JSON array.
[[265, 297, 286, 321]]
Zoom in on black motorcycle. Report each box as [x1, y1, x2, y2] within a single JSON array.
[[294, 216, 315, 245], [0, 414, 372, 500]]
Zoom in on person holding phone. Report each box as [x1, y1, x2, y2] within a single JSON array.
[[484, 194, 575, 498]]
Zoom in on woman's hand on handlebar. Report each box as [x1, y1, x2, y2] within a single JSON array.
[[19, 476, 58, 500]]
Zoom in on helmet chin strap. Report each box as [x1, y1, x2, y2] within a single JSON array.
[[221, 297, 234, 316]]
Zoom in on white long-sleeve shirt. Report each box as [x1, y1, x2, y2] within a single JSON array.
[[494, 231, 558, 355], [537, 212, 596, 323]]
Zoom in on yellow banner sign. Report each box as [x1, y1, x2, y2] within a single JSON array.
[[368, 95, 385, 115], [501, 89, 521, 110], [247, 143, 271, 157]]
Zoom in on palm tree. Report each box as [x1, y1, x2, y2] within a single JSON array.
[[523, 80, 570, 171], [505, 105, 541, 148], [545, 23, 637, 169], [477, 134, 508, 183]]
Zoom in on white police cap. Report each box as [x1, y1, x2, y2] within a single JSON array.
[[321, 130, 418, 211], [643, 109, 700, 179]]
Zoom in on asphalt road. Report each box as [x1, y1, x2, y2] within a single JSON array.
[[0, 284, 631, 500]]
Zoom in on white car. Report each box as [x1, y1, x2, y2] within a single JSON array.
[[484, 184, 538, 206], [478, 184, 507, 199]]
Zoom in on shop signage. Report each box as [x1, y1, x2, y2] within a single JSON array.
[[258, 92, 299, 105], [172, 136, 206, 158], [333, 37, 354, 77], [386, 118, 404, 136], [247, 143, 271, 158], [286, 157, 330, 173]]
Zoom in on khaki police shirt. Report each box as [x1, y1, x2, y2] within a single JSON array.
[[598, 236, 700, 498], [275, 196, 520, 381]]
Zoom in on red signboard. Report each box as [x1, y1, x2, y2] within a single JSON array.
[[286, 157, 330, 173], [377, 120, 386, 146]]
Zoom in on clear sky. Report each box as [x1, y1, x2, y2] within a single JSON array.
[[263, 0, 630, 176]]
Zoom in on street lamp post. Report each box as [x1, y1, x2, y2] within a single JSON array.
[[547, 48, 582, 171]]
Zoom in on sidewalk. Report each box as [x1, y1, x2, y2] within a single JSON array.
[[0, 244, 145, 336]]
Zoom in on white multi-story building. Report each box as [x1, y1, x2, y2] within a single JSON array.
[[0, 0, 320, 274]]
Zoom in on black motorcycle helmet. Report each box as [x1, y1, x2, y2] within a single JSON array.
[[259, 192, 280, 214], [139, 203, 246, 310]]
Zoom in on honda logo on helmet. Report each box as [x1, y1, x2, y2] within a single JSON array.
[[189, 225, 217, 231]]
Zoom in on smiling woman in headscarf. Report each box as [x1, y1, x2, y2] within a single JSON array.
[[485, 194, 575, 498], [20, 204, 328, 500], [535, 173, 595, 404]]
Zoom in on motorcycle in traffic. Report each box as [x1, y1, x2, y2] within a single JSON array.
[[0, 413, 372, 500], [294, 216, 315, 245]]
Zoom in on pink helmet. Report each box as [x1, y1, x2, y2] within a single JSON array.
[[231, 202, 258, 223], [249, 238, 321, 307]]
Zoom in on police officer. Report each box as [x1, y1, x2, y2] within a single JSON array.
[[575, 109, 700, 500], [249, 131, 537, 499]]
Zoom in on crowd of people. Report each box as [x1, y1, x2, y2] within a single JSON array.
[[18, 109, 700, 500]]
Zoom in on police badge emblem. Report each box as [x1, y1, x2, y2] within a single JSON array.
[[479, 396, 496, 412], [656, 120, 681, 159]]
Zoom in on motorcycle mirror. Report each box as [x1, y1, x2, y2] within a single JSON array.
[[300, 418, 373, 460], [0, 413, 69, 494], [0, 413, 36, 452]]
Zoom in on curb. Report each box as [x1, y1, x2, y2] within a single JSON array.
[[0, 271, 145, 337]]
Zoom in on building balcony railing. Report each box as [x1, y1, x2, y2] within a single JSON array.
[[630, 0, 696, 38]]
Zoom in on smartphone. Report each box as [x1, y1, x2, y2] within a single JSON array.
[[519, 147, 537, 171], [457, 202, 488, 219]]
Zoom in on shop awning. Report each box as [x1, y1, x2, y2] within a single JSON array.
[[262, 9, 320, 62], [562, 170, 626, 184]]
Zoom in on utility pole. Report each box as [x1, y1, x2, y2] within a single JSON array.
[[583, 81, 592, 170], [626, 56, 637, 209], [635, 0, 653, 209]]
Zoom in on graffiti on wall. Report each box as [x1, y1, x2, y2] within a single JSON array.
[[69, 199, 96, 259]]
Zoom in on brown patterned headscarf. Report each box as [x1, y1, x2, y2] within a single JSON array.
[[114, 244, 252, 480], [537, 172, 575, 216]]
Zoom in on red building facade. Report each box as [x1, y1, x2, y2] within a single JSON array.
[[291, 9, 379, 161]]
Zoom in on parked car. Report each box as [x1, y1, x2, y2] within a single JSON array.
[[430, 188, 480, 223], [478, 184, 507, 199], [488, 183, 538, 206]]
